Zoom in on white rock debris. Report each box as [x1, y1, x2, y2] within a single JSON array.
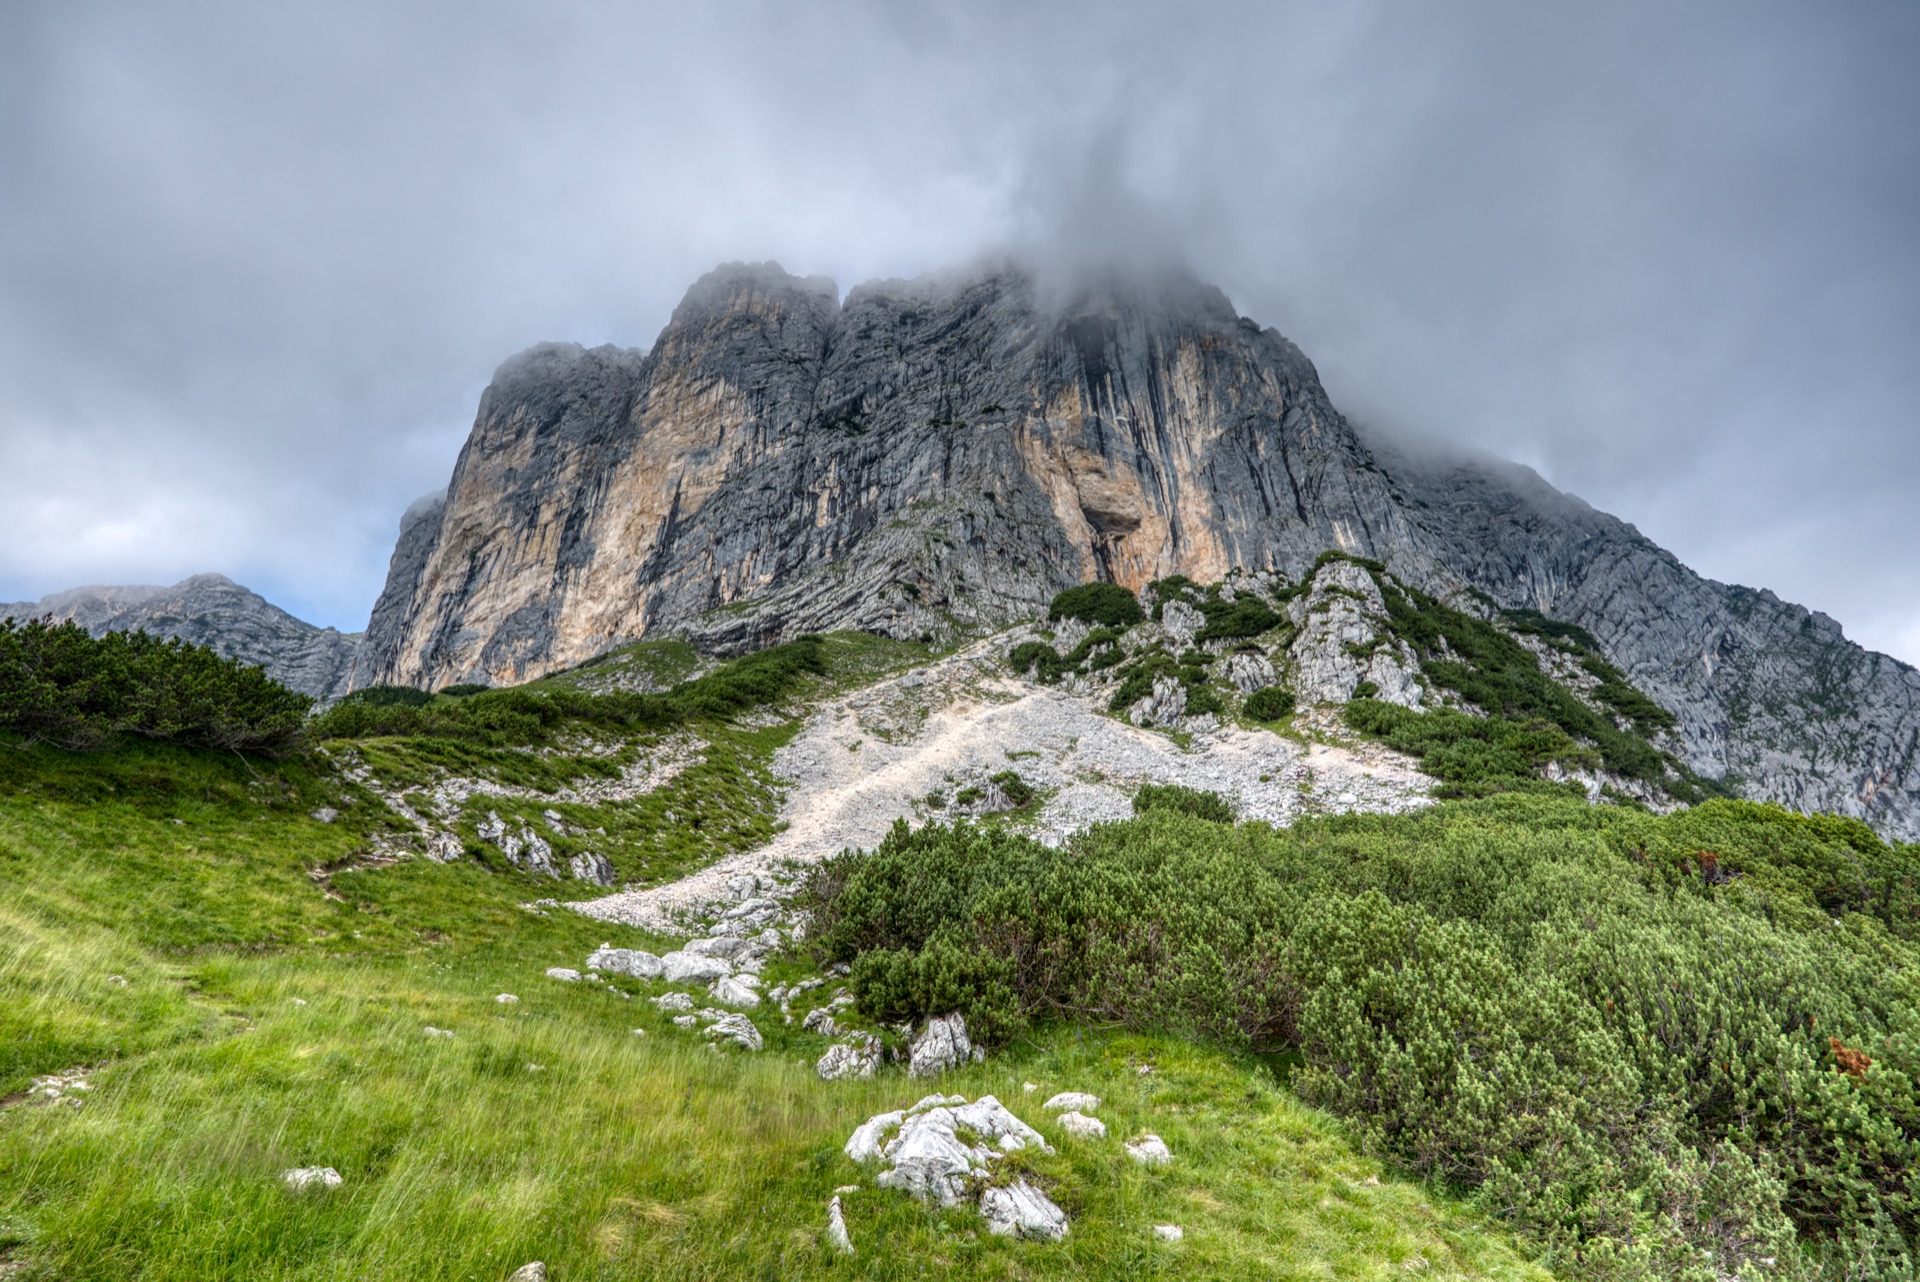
[[281, 1166, 343, 1191], [1042, 1091, 1100, 1113], [826, 1195, 855, 1255], [584, 945, 664, 979], [817, 1034, 882, 1081], [1055, 1110, 1106, 1139], [908, 1012, 983, 1077], [702, 1012, 763, 1052], [846, 1095, 1065, 1240], [1153, 1224, 1184, 1242], [506, 1263, 546, 1282], [1126, 1134, 1173, 1166], [651, 991, 694, 1011], [544, 967, 581, 982]]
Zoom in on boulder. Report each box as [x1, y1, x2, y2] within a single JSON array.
[[702, 1012, 763, 1052], [569, 851, 615, 885], [660, 951, 732, 984], [979, 1179, 1069, 1242], [1055, 1110, 1106, 1140], [1042, 1091, 1100, 1113], [873, 1108, 986, 1207], [802, 1007, 838, 1036], [710, 976, 762, 1008], [908, 1013, 975, 1078], [685, 936, 749, 960], [948, 1096, 1053, 1153], [507, 1264, 546, 1282], [585, 946, 663, 979], [817, 1036, 881, 1081], [544, 967, 581, 982], [651, 991, 694, 1011], [495, 993, 519, 1003]]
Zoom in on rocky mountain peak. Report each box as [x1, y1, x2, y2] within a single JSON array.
[[348, 256, 1920, 840]]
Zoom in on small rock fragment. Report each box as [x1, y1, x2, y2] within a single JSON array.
[[1153, 1224, 1184, 1242], [495, 993, 519, 1004], [802, 1007, 838, 1036], [423, 1026, 454, 1039], [106, 974, 128, 986], [311, 807, 339, 824], [1056, 1110, 1106, 1139], [506, 1263, 547, 1282], [979, 1179, 1070, 1241], [826, 1195, 855, 1256], [544, 967, 581, 982], [672, 1014, 698, 1028], [282, 1166, 343, 1191], [1042, 1091, 1101, 1113], [1126, 1134, 1173, 1166], [652, 991, 694, 1011]]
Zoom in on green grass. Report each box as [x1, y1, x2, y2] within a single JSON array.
[[0, 738, 1555, 1280]]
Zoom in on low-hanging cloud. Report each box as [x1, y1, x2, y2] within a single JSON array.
[[2, 0, 1916, 662]]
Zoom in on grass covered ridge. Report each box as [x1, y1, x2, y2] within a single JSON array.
[[0, 716, 1547, 1278]]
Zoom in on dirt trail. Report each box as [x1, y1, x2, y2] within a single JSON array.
[[576, 632, 1433, 934]]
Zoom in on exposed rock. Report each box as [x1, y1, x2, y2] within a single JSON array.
[[505, 1263, 546, 1282], [702, 1012, 763, 1051], [844, 1111, 905, 1164], [908, 1013, 975, 1078], [1129, 674, 1186, 728], [426, 831, 464, 862], [1159, 599, 1206, 651], [1, 573, 360, 701], [1286, 560, 1423, 709], [1042, 1091, 1101, 1113], [652, 991, 694, 1011], [569, 851, 615, 885], [685, 936, 750, 960], [872, 1111, 985, 1206], [980, 1180, 1070, 1242], [1126, 1134, 1173, 1166], [1153, 1224, 1184, 1242], [817, 1035, 882, 1081], [544, 967, 581, 982], [660, 951, 732, 984], [709, 976, 762, 1008], [423, 1026, 454, 1039], [495, 993, 519, 1004], [826, 1195, 854, 1256], [585, 946, 663, 979], [1055, 1111, 1106, 1140], [802, 1007, 838, 1036], [281, 1166, 343, 1191], [312, 807, 339, 824], [1226, 651, 1276, 695]]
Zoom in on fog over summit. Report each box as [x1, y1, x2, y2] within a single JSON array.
[[1, 2, 1916, 661]]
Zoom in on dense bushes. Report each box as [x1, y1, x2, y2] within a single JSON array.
[[0, 618, 312, 754], [312, 637, 827, 746], [801, 797, 1920, 1280], [1244, 684, 1295, 721], [1133, 781, 1235, 823], [1047, 583, 1143, 628]]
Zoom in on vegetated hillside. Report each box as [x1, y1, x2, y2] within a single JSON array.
[[0, 573, 360, 702], [1012, 555, 1713, 806], [349, 257, 1920, 842], [0, 686, 1549, 1280]]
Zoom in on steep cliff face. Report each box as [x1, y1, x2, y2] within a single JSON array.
[[0, 574, 360, 701], [361, 259, 1920, 840]]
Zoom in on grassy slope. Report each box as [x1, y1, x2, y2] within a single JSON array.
[[0, 716, 1551, 1279]]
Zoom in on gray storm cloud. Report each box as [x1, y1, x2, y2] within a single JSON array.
[[2, 0, 1916, 661]]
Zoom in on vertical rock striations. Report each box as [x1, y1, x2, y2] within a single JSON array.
[[360, 258, 1920, 840]]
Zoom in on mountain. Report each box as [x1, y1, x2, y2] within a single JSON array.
[[0, 573, 361, 702], [352, 258, 1919, 840]]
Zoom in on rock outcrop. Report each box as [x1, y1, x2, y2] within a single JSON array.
[[357, 258, 1920, 841], [0, 573, 360, 701]]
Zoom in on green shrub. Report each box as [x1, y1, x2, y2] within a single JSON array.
[[1132, 782, 1234, 824], [311, 636, 826, 747], [0, 618, 312, 755], [1048, 583, 1143, 628], [800, 797, 1920, 1279], [335, 684, 432, 709], [1245, 685, 1295, 721], [989, 770, 1035, 807]]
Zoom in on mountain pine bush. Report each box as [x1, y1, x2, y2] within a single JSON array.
[[800, 796, 1920, 1280], [0, 617, 312, 754]]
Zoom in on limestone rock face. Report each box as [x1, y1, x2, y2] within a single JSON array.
[[1, 574, 359, 701], [1286, 560, 1424, 708], [359, 258, 1920, 840]]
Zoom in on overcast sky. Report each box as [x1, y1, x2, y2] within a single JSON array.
[[3, 1, 1916, 662]]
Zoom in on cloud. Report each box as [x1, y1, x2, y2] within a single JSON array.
[[2, 0, 1916, 661]]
